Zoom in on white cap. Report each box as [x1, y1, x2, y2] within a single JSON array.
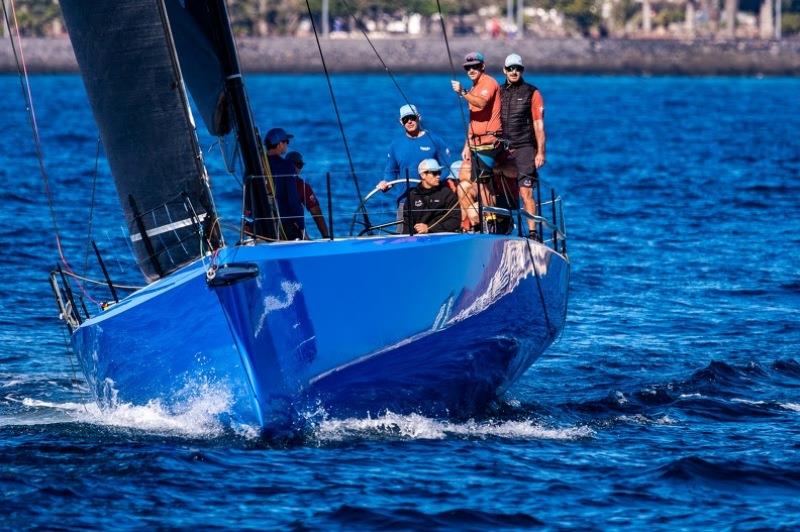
[[504, 53, 524, 68], [399, 104, 420, 119], [418, 158, 444, 175]]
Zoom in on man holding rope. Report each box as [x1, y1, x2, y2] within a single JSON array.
[[450, 51, 502, 231]]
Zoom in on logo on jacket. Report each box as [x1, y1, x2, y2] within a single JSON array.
[[414, 200, 423, 207]]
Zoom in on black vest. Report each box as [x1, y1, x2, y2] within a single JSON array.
[[500, 81, 538, 150]]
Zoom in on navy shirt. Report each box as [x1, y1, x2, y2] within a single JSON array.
[[267, 154, 305, 239]]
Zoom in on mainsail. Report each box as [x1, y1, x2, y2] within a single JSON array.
[[60, 0, 221, 282]]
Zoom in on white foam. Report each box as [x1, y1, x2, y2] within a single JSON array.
[[679, 393, 705, 399], [781, 403, 800, 412], [731, 398, 766, 405], [313, 411, 594, 442], [616, 414, 677, 425], [4, 380, 237, 438]]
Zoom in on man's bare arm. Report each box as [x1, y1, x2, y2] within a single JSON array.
[[534, 119, 546, 168]]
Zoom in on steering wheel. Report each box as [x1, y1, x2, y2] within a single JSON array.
[[351, 178, 421, 235]]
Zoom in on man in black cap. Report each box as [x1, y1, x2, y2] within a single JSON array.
[[264, 127, 304, 240]]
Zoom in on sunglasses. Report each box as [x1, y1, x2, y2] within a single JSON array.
[[401, 115, 419, 124], [424, 170, 442, 176], [295, 162, 304, 169], [505, 66, 524, 73], [463, 64, 482, 72]]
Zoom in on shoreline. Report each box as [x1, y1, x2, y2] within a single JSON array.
[[2, 36, 800, 76]]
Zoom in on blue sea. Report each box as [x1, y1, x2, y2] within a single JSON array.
[[1, 72, 799, 528]]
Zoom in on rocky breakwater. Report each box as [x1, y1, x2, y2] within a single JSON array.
[[2, 36, 799, 75]]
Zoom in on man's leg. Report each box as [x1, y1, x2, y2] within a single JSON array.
[[519, 182, 537, 234], [457, 179, 479, 229], [514, 146, 538, 236]]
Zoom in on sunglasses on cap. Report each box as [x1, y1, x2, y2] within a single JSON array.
[[505, 65, 524, 73], [401, 115, 419, 124]]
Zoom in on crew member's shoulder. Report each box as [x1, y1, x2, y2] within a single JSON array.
[[478, 74, 501, 89]]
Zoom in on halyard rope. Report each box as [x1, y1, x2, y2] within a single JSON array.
[[304, 0, 371, 235], [2, 0, 99, 305]]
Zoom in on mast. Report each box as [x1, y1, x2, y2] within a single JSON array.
[[206, 0, 278, 241]]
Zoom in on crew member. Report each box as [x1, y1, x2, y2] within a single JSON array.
[[450, 51, 502, 220], [378, 104, 454, 192], [402, 159, 461, 235], [499, 53, 546, 237], [264, 127, 304, 240], [285, 151, 330, 239]]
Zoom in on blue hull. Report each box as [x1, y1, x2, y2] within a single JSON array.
[[71, 234, 569, 430]]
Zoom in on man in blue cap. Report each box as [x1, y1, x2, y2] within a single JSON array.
[[402, 158, 461, 235], [377, 104, 453, 193], [264, 127, 304, 240]]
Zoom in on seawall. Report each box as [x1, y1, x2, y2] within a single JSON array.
[[2, 36, 799, 76]]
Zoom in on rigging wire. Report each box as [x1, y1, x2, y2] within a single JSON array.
[[58, 324, 90, 413], [304, 0, 371, 234], [339, 0, 413, 109], [2, 0, 99, 306], [435, 0, 488, 233], [81, 137, 102, 277], [434, 0, 469, 140], [3, 0, 67, 267]]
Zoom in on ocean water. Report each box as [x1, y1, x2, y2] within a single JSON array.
[[1, 72, 799, 528]]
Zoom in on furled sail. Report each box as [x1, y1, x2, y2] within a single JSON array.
[[60, 0, 221, 282]]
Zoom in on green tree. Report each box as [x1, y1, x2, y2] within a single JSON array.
[[556, 0, 601, 35], [4, 0, 62, 37]]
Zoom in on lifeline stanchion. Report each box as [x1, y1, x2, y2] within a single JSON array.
[[92, 240, 119, 303], [536, 179, 543, 242], [405, 169, 413, 236], [326, 171, 334, 241], [551, 188, 559, 252], [559, 199, 568, 255]]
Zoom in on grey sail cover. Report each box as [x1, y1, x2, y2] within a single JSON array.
[[60, 0, 220, 282]]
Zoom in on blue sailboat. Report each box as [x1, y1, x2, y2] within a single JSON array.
[[50, 0, 570, 432]]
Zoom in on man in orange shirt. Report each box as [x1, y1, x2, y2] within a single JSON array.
[[498, 53, 546, 238], [451, 51, 503, 229]]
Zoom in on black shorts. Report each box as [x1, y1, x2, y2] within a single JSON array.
[[507, 145, 538, 188]]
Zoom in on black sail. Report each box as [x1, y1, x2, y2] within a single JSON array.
[[60, 0, 221, 282]]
